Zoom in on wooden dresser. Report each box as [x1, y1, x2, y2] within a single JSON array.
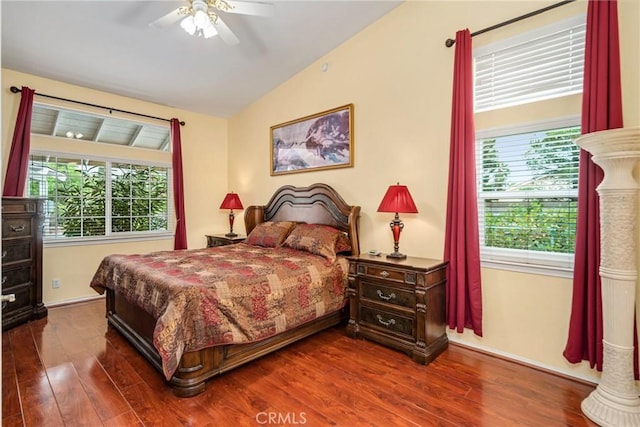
[[205, 234, 246, 247], [2, 197, 47, 330], [346, 254, 448, 364]]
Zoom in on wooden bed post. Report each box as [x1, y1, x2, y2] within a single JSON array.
[[244, 205, 265, 236]]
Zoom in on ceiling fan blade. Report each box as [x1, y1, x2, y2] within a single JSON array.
[[149, 7, 182, 28], [214, 16, 240, 45], [226, 1, 274, 17]]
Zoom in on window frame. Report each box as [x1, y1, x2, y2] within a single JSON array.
[[475, 115, 580, 278], [28, 149, 174, 248]]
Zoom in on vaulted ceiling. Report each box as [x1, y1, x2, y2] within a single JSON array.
[[2, 1, 403, 118]]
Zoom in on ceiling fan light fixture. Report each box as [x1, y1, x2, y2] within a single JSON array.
[[180, 0, 219, 38], [202, 22, 218, 38], [158, 0, 258, 43], [193, 9, 209, 28], [180, 16, 197, 35]]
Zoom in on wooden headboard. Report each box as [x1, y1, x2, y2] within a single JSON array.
[[244, 183, 361, 256]]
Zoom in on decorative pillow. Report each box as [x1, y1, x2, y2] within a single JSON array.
[[335, 232, 352, 254], [245, 221, 297, 248], [282, 223, 347, 262]]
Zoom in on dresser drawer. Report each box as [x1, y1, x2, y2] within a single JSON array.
[[2, 217, 33, 239], [206, 235, 245, 248], [356, 263, 420, 285], [360, 305, 414, 339], [361, 280, 415, 309], [207, 238, 228, 247], [359, 264, 405, 282], [1, 198, 39, 214], [2, 240, 33, 266], [2, 265, 33, 290], [2, 283, 34, 315]]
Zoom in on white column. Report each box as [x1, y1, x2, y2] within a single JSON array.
[[577, 126, 640, 427]]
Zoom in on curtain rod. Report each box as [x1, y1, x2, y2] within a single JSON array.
[[9, 86, 185, 126], [445, 0, 576, 47]]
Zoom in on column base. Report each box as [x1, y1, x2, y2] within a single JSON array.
[[582, 386, 640, 426]]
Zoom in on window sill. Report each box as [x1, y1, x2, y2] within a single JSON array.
[[481, 259, 573, 278], [480, 246, 574, 278], [43, 232, 174, 248]]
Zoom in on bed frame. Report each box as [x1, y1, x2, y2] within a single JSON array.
[[104, 183, 360, 397]]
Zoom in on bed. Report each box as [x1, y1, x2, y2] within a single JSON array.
[[90, 183, 360, 397]]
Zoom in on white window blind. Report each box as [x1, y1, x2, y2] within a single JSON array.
[[474, 16, 586, 112], [476, 118, 580, 276]]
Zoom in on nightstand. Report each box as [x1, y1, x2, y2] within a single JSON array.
[[346, 254, 448, 364], [205, 234, 246, 248]]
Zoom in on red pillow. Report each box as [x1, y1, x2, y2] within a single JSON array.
[[335, 232, 352, 254], [282, 223, 348, 262], [245, 221, 297, 247]]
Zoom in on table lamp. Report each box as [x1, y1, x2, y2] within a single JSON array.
[[377, 183, 418, 259], [219, 192, 243, 237]]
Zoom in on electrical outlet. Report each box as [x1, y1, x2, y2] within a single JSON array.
[[52, 279, 61, 289]]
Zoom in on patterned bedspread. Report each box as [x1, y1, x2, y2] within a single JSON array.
[[90, 243, 348, 380]]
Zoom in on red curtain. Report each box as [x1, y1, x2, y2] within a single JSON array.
[[563, 0, 633, 374], [443, 29, 483, 336], [171, 119, 188, 250], [3, 86, 35, 196]]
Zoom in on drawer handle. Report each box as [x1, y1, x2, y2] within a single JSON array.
[[1, 250, 6, 259], [376, 314, 396, 327], [376, 289, 396, 301], [2, 276, 6, 285], [379, 270, 389, 278], [10, 224, 25, 233]]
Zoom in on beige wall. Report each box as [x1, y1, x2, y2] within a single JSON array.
[[1, 0, 638, 384], [1, 68, 229, 304], [228, 0, 639, 382]]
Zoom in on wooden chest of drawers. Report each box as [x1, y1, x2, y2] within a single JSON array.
[[346, 254, 448, 364], [205, 234, 246, 247], [2, 197, 47, 330]]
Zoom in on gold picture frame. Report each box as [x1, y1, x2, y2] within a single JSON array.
[[270, 104, 354, 176]]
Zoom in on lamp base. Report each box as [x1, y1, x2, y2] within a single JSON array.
[[225, 232, 238, 238], [386, 251, 407, 260]]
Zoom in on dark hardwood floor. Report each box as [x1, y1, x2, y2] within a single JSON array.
[[3, 300, 598, 426]]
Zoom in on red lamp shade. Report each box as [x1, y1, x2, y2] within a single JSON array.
[[219, 192, 243, 237], [219, 193, 243, 210], [377, 184, 418, 259], [377, 184, 418, 214]]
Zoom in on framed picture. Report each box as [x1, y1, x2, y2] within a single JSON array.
[[270, 104, 354, 176]]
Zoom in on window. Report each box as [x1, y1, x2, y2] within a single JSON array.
[[474, 15, 586, 112], [26, 103, 173, 245], [27, 153, 171, 244], [473, 14, 585, 276], [476, 118, 580, 276], [31, 103, 171, 151]]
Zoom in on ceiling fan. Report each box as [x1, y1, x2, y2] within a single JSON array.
[[150, 0, 274, 45]]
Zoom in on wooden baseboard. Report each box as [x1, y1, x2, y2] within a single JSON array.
[[46, 294, 105, 308], [449, 339, 598, 387]]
